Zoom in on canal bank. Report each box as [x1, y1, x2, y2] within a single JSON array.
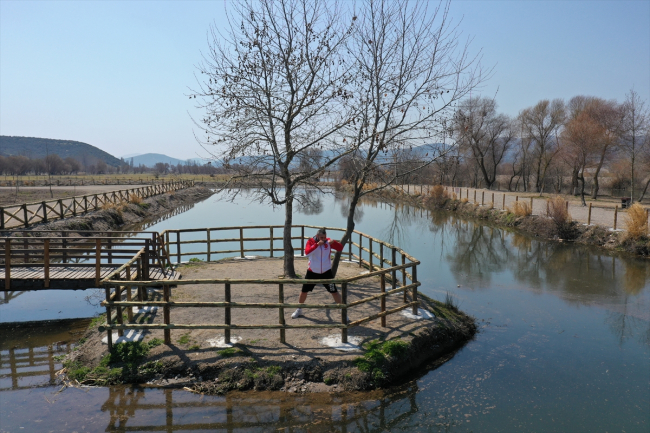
[[340, 185, 650, 257]]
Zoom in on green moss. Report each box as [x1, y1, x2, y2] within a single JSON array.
[[353, 339, 411, 384]]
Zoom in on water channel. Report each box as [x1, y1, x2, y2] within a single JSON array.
[[1, 190, 648, 432]]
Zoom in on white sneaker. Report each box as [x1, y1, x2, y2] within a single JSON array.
[[291, 308, 303, 319]]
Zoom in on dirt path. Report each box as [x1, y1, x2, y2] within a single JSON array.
[[397, 185, 648, 230]]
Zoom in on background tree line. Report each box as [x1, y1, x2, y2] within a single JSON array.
[[367, 89, 649, 204]]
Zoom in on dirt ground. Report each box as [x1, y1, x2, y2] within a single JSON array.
[[0, 185, 148, 207], [137, 257, 433, 363]]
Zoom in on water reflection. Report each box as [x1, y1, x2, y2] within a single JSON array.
[[100, 383, 429, 433], [0, 291, 27, 305], [0, 320, 87, 391]]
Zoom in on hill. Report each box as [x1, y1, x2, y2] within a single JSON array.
[[0, 136, 123, 167], [127, 153, 210, 167]]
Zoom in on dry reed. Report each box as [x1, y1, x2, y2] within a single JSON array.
[[624, 203, 648, 239]]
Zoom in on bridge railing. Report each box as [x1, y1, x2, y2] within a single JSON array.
[[99, 225, 420, 350], [0, 180, 194, 229], [0, 230, 169, 290]]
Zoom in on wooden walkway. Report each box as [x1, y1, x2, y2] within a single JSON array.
[[0, 267, 180, 290]]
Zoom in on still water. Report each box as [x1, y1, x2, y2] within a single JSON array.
[[1, 190, 648, 432]]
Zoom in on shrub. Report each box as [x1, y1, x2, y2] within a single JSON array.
[[129, 194, 143, 204], [546, 196, 571, 225], [625, 203, 649, 239], [425, 185, 449, 208], [510, 201, 532, 217]]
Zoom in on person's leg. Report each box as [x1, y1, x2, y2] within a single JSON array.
[[293, 270, 316, 318], [330, 291, 342, 304]]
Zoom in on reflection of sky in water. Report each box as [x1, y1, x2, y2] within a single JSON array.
[[1, 189, 648, 432]]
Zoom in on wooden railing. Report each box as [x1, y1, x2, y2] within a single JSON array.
[[0, 180, 194, 229], [99, 225, 421, 350], [0, 230, 169, 290]]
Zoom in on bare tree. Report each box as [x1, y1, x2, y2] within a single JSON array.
[[328, 0, 484, 275], [620, 89, 649, 203], [519, 99, 566, 193], [453, 97, 514, 189], [585, 98, 622, 199], [192, 0, 358, 277]]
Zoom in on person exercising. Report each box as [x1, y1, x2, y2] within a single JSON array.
[[291, 228, 344, 319]]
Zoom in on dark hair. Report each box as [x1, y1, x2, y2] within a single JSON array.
[[316, 228, 327, 236]]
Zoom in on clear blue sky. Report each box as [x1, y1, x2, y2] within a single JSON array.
[[1, 0, 648, 160]]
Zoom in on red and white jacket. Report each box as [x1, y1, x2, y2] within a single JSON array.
[[305, 237, 343, 274]]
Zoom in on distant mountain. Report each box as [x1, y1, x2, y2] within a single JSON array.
[[127, 153, 210, 167], [0, 136, 123, 167]]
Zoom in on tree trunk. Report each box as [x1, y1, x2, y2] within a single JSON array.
[[331, 185, 361, 277], [638, 176, 650, 203], [283, 184, 296, 278], [579, 174, 587, 206]]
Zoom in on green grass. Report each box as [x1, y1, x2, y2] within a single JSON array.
[[353, 339, 410, 384], [188, 344, 201, 351], [177, 334, 191, 345], [217, 347, 241, 357], [147, 338, 164, 348]]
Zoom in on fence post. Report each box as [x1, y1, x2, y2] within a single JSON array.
[[358, 233, 363, 268], [614, 205, 618, 230], [492, 192, 494, 206], [481, 191, 484, 205], [412, 265, 419, 316], [239, 228, 245, 258], [588, 203, 592, 225], [224, 283, 231, 344], [278, 283, 285, 343], [143, 239, 150, 280], [391, 248, 397, 292], [502, 194, 505, 210], [23, 204, 28, 228], [269, 227, 274, 257], [116, 283, 123, 338], [44, 239, 50, 288], [163, 284, 171, 345], [207, 229, 211, 262], [369, 239, 373, 271], [380, 273, 386, 327], [42, 201, 48, 223], [402, 253, 407, 303], [348, 237, 352, 261], [473, 190, 476, 203], [341, 282, 348, 344], [126, 266, 133, 322], [176, 231, 181, 263], [95, 239, 101, 287], [105, 287, 113, 352], [530, 197, 533, 213], [301, 226, 305, 256], [4, 239, 10, 291], [379, 243, 384, 270], [84, 196, 88, 213]]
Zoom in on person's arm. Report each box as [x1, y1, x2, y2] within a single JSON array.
[[305, 237, 319, 254], [328, 239, 344, 252]]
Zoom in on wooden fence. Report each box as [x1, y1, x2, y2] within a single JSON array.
[[0, 180, 194, 229], [99, 225, 421, 350], [0, 230, 173, 291]]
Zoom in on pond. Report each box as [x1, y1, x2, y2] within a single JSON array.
[[1, 189, 648, 432]]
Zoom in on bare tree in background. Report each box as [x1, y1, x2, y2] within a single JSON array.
[[331, 0, 485, 274], [192, 0, 358, 277], [453, 97, 514, 190], [518, 99, 566, 194], [620, 89, 649, 203], [562, 98, 602, 206], [585, 98, 622, 199]]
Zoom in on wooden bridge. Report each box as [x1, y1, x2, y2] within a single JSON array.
[[1, 230, 179, 291]]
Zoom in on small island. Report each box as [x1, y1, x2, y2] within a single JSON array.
[[62, 229, 476, 394]]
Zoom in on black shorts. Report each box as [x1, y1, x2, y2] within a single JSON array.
[[301, 269, 337, 293]]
